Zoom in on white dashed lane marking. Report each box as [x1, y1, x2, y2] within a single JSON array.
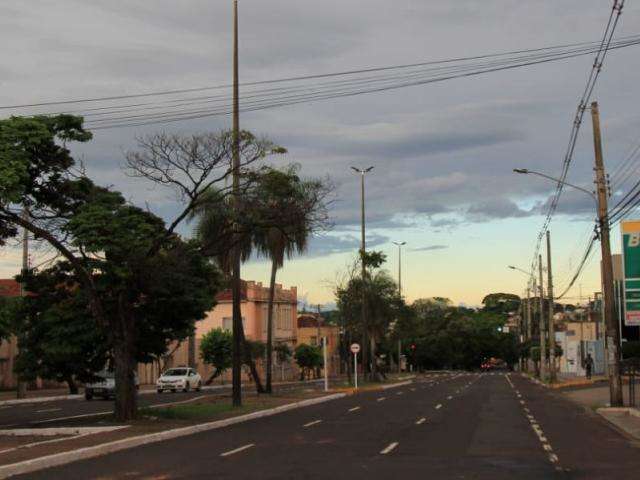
[[505, 374, 562, 471], [220, 444, 255, 457], [435, 404, 442, 410], [415, 417, 427, 425], [377, 397, 386, 402], [348, 406, 361, 412], [303, 420, 322, 428], [380, 442, 399, 455]]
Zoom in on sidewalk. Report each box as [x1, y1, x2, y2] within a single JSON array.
[[561, 384, 640, 442]]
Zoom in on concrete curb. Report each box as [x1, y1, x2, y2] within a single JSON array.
[[0, 395, 82, 407], [597, 407, 640, 418], [381, 380, 413, 390], [0, 426, 129, 437], [0, 393, 346, 479]]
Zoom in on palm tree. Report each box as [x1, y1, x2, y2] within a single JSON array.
[[252, 167, 313, 393], [189, 189, 265, 393]]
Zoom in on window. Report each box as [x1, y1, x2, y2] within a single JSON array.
[[310, 336, 317, 346], [223, 317, 245, 331]]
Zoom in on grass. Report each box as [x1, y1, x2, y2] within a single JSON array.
[[140, 402, 246, 420]]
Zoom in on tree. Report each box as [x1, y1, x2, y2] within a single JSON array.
[[336, 254, 401, 380], [129, 131, 287, 406], [252, 165, 331, 393], [12, 265, 108, 394], [0, 116, 221, 420], [200, 328, 233, 384], [294, 344, 323, 380], [482, 293, 521, 315]]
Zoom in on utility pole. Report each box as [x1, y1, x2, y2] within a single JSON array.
[[351, 167, 374, 380], [17, 209, 29, 399], [590, 101, 623, 406], [546, 231, 556, 383], [393, 241, 406, 374], [526, 286, 533, 372], [538, 255, 547, 381], [231, 0, 242, 407]]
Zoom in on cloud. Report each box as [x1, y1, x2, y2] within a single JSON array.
[[411, 245, 449, 252], [466, 198, 535, 221], [306, 233, 389, 257]]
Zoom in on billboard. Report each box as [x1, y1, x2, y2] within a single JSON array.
[[621, 220, 640, 326]]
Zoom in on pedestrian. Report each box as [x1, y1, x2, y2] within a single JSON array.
[[584, 353, 594, 380]]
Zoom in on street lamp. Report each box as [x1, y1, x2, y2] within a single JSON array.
[[513, 169, 597, 204], [392, 241, 406, 296], [392, 241, 406, 374], [351, 166, 374, 380]]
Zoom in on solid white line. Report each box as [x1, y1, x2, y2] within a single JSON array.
[[35, 408, 62, 414], [220, 443, 255, 457], [415, 418, 426, 425], [380, 442, 399, 455], [348, 406, 361, 412], [303, 420, 322, 428], [377, 397, 386, 402], [435, 404, 442, 410]]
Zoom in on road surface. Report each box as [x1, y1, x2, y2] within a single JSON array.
[[15, 372, 640, 479], [0, 380, 323, 429]]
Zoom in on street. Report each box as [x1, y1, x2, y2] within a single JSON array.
[[14, 373, 640, 479]]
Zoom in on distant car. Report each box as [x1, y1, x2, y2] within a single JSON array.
[[85, 370, 139, 400], [157, 367, 202, 393]]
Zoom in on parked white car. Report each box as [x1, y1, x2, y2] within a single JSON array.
[[156, 367, 202, 393]]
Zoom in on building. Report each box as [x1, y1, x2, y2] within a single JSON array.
[[196, 280, 297, 345], [0, 280, 20, 389], [296, 312, 340, 375], [140, 280, 299, 385]]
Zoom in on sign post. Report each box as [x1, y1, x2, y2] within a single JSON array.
[[622, 221, 640, 327], [350, 343, 360, 389]]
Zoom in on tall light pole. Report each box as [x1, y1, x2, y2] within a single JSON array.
[[231, 0, 243, 407], [351, 166, 374, 379], [393, 241, 406, 374]]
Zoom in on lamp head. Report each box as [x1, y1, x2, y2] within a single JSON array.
[[513, 168, 529, 174]]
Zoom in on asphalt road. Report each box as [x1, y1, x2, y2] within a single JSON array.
[[15, 372, 640, 479], [0, 380, 323, 429]]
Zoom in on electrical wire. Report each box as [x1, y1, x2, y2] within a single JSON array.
[[527, 0, 626, 285]]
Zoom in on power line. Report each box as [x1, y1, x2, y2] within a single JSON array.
[[82, 37, 640, 130], [527, 0, 626, 283], [2, 36, 634, 111]]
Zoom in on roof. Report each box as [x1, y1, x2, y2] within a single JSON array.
[[0, 279, 21, 298], [297, 313, 324, 328]]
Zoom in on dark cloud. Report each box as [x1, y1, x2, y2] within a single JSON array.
[[411, 245, 449, 252], [306, 233, 389, 257], [467, 198, 535, 221]]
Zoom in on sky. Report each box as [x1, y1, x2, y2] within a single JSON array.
[[2, 1, 640, 308]]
